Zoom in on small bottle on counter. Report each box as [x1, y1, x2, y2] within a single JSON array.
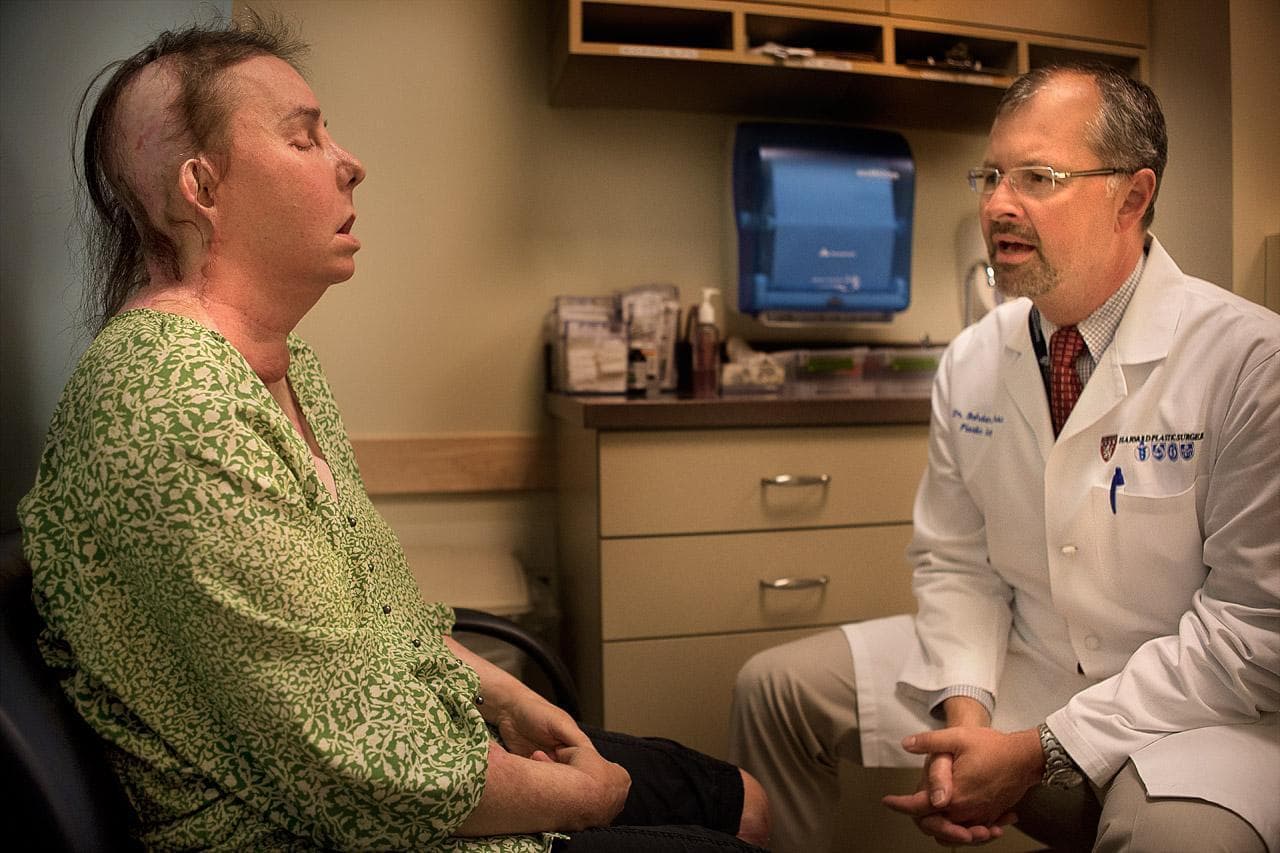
[[626, 346, 647, 395], [691, 288, 721, 398]]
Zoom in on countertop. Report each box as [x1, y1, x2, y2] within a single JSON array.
[[546, 392, 931, 430]]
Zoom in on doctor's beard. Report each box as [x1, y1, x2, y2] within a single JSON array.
[[988, 226, 1061, 300]]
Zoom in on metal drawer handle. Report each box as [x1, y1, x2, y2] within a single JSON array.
[[759, 575, 830, 591], [760, 474, 831, 487]]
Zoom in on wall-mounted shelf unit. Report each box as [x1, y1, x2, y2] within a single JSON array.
[[550, 0, 1148, 129]]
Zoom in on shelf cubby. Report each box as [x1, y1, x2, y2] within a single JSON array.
[[745, 13, 885, 64], [1028, 42, 1142, 77], [892, 27, 1017, 80], [581, 1, 734, 51]]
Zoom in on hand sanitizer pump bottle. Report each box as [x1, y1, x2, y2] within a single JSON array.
[[691, 288, 721, 398]]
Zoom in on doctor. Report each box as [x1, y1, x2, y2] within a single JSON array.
[[730, 63, 1279, 852]]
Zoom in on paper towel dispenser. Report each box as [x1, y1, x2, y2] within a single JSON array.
[[733, 122, 915, 324]]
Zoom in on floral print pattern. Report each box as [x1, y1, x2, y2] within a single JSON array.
[[20, 310, 554, 852]]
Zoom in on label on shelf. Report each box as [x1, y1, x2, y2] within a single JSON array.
[[618, 45, 700, 60], [914, 68, 1004, 85], [794, 56, 855, 72]]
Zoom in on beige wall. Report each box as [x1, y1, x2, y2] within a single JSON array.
[[1230, 0, 1280, 308], [1148, 0, 1233, 285], [1150, 0, 1280, 299], [237, 0, 1270, 574], [242, 0, 986, 572], [248, 0, 982, 436]]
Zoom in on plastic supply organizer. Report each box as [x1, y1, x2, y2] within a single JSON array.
[[782, 345, 942, 397], [545, 285, 680, 394], [865, 346, 943, 395]]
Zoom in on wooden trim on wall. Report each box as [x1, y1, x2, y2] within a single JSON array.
[[351, 433, 554, 496]]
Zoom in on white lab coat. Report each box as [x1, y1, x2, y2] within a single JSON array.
[[843, 237, 1280, 849]]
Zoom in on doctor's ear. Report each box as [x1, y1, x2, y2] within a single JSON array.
[[178, 157, 218, 210], [1115, 168, 1156, 231]]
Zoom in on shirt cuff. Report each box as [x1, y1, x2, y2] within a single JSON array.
[[926, 685, 996, 720]]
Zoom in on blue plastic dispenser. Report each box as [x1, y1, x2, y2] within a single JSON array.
[[733, 123, 915, 323]]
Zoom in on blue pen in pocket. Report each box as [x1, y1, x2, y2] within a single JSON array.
[[1110, 467, 1125, 514]]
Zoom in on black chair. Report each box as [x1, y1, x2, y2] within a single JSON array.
[[0, 530, 138, 852], [452, 607, 581, 721], [1, 532, 580, 848]]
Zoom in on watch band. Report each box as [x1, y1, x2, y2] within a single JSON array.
[[1038, 722, 1084, 789]]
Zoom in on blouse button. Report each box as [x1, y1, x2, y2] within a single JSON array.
[[412, 639, 422, 648], [347, 515, 357, 528], [382, 604, 392, 615], [368, 561, 376, 572]]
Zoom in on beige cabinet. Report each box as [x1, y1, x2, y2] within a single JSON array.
[[553, 415, 927, 754], [549, 396, 1044, 851], [887, 0, 1148, 47]]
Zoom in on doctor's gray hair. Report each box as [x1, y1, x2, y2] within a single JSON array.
[[996, 63, 1167, 230], [76, 10, 307, 331]]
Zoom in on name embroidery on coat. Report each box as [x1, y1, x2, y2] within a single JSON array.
[[1103, 432, 1204, 463]]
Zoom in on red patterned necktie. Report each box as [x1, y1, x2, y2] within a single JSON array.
[[1049, 326, 1086, 437]]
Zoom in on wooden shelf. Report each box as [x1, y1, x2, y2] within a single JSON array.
[[550, 0, 1147, 127]]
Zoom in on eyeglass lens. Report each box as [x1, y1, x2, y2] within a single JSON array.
[[970, 167, 1057, 197]]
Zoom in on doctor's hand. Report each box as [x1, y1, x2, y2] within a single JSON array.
[[886, 726, 1042, 841], [883, 748, 1015, 845]]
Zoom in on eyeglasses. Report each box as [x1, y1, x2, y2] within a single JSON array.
[[967, 166, 1126, 199]]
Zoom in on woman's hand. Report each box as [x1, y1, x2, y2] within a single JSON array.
[[445, 633, 631, 834], [443, 633, 590, 757], [494, 691, 591, 760], [455, 737, 631, 836], [549, 742, 632, 828]]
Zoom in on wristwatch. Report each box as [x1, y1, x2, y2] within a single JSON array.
[[1038, 722, 1084, 789]]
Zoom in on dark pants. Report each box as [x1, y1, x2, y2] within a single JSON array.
[[551, 726, 767, 852]]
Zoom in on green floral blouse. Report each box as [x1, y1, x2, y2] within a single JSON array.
[[20, 310, 556, 852]]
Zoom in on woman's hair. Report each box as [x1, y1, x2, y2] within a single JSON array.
[[995, 63, 1168, 229], [76, 10, 307, 330]]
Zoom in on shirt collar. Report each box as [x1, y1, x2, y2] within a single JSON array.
[[1036, 252, 1146, 360]]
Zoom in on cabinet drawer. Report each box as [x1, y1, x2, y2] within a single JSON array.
[[599, 425, 928, 536], [601, 524, 915, 640], [602, 626, 823, 760]]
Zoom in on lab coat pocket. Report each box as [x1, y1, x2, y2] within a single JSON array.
[[1090, 479, 1205, 629]]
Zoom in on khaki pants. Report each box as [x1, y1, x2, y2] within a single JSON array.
[[728, 629, 1265, 853]]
